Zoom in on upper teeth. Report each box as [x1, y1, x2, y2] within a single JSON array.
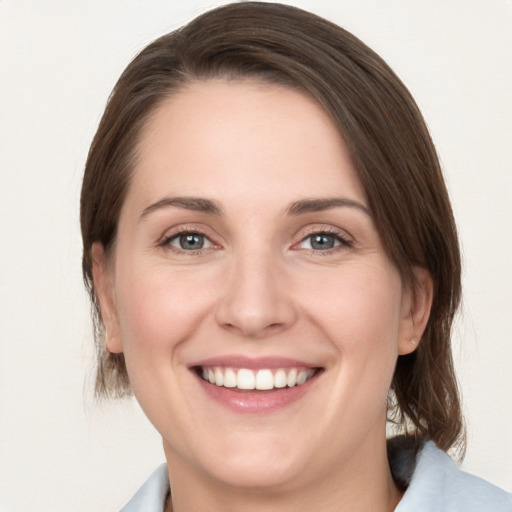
[[201, 367, 315, 390]]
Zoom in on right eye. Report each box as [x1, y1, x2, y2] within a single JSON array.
[[164, 232, 213, 252]]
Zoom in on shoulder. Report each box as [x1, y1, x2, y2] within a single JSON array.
[[394, 440, 512, 511], [119, 463, 169, 512]]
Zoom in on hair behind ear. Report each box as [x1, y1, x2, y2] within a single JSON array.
[[89, 243, 132, 398], [390, 314, 465, 454]]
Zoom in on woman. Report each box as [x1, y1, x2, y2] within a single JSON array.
[[80, 2, 512, 511]]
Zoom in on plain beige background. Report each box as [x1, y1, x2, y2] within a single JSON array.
[[0, 0, 511, 510]]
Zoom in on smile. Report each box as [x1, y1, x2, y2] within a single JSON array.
[[199, 366, 317, 390], [191, 357, 323, 413]]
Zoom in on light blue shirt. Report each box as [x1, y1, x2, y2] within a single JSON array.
[[120, 441, 512, 511]]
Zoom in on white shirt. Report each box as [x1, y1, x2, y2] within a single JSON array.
[[120, 440, 512, 511]]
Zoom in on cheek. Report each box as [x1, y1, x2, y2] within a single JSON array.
[[112, 264, 221, 420], [307, 262, 403, 383], [313, 262, 402, 339], [313, 268, 403, 439], [114, 264, 217, 355]]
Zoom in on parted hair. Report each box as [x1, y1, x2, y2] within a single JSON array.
[[81, 2, 464, 452]]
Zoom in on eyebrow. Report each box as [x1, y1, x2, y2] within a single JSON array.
[[140, 195, 370, 220], [285, 198, 371, 216], [140, 196, 224, 219]]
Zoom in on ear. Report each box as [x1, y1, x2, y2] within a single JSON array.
[[91, 242, 123, 354], [398, 267, 433, 355]]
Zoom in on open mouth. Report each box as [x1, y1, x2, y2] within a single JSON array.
[[195, 366, 321, 391]]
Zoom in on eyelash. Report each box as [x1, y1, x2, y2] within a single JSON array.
[[159, 228, 214, 256], [295, 227, 353, 255], [159, 227, 353, 256]]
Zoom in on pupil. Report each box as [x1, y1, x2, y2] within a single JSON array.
[[180, 234, 204, 250], [311, 234, 334, 250]]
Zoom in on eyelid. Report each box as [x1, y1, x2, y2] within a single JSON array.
[[158, 224, 221, 254], [292, 225, 354, 251], [167, 232, 213, 249], [156, 223, 353, 255]]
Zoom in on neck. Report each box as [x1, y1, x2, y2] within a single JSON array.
[[163, 434, 402, 512]]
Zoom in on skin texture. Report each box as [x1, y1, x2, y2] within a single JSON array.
[[92, 80, 432, 512]]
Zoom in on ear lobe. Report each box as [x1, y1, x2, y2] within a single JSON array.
[[91, 242, 123, 354], [398, 266, 433, 355]]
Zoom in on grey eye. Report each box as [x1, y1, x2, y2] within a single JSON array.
[[300, 233, 342, 250], [169, 233, 212, 250], [310, 234, 336, 250], [180, 234, 204, 250]]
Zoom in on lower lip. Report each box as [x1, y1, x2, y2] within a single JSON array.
[[195, 372, 320, 414]]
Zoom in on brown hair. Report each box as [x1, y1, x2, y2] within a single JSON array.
[[81, 2, 464, 451]]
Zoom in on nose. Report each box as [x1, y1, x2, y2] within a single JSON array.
[[215, 250, 297, 339]]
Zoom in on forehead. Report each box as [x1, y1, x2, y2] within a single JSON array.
[[128, 79, 366, 212]]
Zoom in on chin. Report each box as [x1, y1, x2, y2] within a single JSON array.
[[166, 428, 310, 491], [203, 451, 305, 490]]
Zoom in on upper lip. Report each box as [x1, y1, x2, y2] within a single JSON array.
[[189, 355, 320, 370]]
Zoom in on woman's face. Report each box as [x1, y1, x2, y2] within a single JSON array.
[[94, 80, 426, 491]]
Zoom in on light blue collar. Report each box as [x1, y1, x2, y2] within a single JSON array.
[[396, 441, 512, 511], [120, 440, 512, 511]]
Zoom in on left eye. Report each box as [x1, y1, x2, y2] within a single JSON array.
[[167, 233, 213, 251], [300, 233, 343, 250]]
